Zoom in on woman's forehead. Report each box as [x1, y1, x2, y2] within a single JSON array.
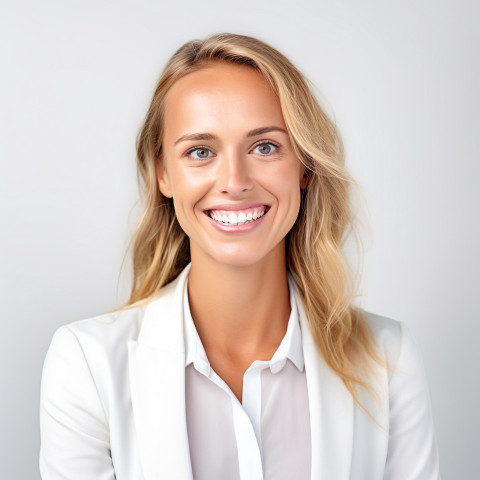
[[163, 63, 285, 143]]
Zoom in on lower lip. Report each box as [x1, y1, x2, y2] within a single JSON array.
[[204, 211, 268, 233]]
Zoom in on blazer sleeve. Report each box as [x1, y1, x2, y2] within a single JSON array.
[[39, 326, 116, 480], [384, 322, 440, 480]]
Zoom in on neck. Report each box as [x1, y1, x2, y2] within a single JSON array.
[[187, 242, 291, 360]]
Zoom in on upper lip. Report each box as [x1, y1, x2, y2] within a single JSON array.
[[204, 202, 269, 212]]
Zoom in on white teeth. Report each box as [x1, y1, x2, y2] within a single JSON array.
[[209, 207, 267, 225]]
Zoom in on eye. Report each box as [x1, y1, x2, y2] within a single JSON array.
[[252, 142, 278, 155], [187, 147, 213, 160]]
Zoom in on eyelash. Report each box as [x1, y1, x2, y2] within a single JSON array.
[[184, 145, 213, 160], [184, 141, 280, 160], [251, 141, 280, 155]]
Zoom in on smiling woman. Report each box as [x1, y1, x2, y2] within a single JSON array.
[[39, 34, 440, 479], [157, 63, 306, 273]]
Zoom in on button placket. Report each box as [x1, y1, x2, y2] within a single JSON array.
[[242, 361, 269, 458], [232, 399, 264, 480]]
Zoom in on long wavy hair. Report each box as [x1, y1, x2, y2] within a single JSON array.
[[127, 33, 379, 402]]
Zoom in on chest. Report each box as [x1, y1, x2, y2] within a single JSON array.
[[184, 361, 312, 480]]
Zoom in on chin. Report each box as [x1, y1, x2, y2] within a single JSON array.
[[190, 237, 285, 269], [212, 251, 267, 269]]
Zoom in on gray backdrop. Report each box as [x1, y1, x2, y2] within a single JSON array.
[[1, 0, 478, 478]]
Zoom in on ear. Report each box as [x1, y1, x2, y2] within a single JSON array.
[[300, 167, 311, 190], [155, 160, 173, 198]]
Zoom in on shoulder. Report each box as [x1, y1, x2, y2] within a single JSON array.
[[42, 305, 149, 408], [362, 310, 430, 391], [41, 274, 185, 419], [45, 305, 147, 376], [53, 305, 146, 355], [48, 268, 186, 359], [44, 263, 190, 380], [362, 311, 403, 370]]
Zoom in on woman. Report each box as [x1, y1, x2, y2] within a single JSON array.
[[39, 33, 440, 479]]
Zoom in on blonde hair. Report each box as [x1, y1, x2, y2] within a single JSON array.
[[128, 33, 378, 401]]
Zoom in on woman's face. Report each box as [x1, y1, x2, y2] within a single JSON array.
[[158, 63, 306, 268]]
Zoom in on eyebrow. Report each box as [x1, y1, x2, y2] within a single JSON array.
[[173, 126, 287, 146]]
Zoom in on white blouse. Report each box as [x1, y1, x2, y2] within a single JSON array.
[[183, 281, 312, 480]]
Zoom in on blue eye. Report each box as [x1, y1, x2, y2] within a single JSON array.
[[252, 142, 278, 155], [188, 147, 212, 159]]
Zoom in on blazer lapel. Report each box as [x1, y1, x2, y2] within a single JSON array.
[[129, 269, 358, 479], [291, 280, 354, 480], [128, 266, 193, 480]]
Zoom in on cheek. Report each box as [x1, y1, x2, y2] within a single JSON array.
[[265, 163, 303, 199], [169, 168, 213, 228], [274, 165, 303, 220], [169, 168, 204, 199]]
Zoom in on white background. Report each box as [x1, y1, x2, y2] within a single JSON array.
[[1, 0, 478, 478]]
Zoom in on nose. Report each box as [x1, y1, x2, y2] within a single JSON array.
[[216, 151, 254, 196]]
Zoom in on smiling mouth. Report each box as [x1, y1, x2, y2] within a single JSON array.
[[205, 205, 269, 226]]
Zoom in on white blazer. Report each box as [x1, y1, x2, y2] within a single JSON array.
[[39, 265, 440, 479]]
